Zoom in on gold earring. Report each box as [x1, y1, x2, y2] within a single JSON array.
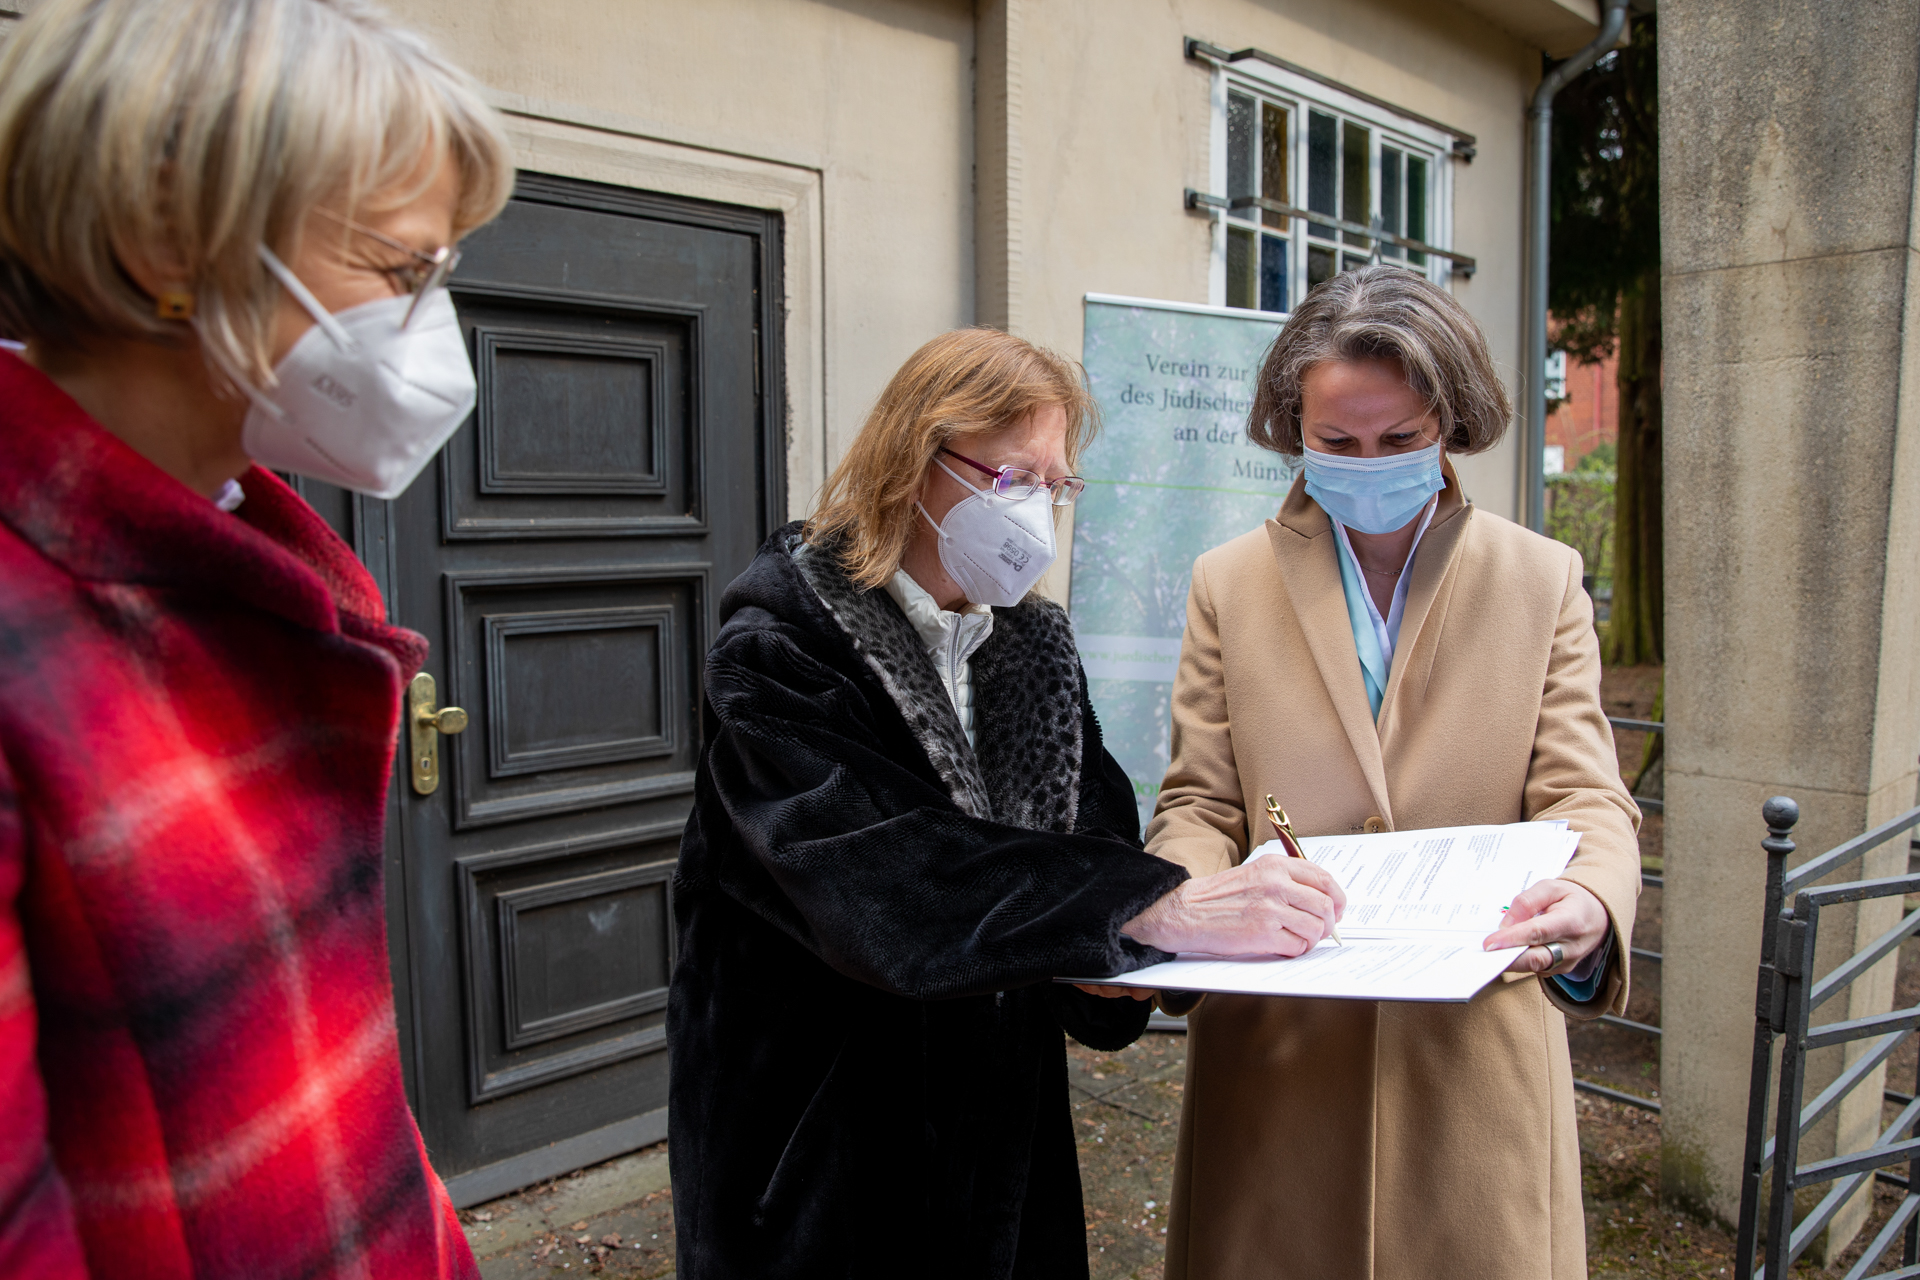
[[155, 288, 195, 320]]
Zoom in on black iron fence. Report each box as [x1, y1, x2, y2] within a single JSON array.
[[1610, 714, 1666, 818], [1567, 716, 1668, 1112], [1734, 796, 1920, 1278]]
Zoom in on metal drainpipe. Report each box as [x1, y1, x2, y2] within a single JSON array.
[[1522, 0, 1630, 533]]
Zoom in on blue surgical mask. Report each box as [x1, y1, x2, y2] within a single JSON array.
[[1301, 441, 1445, 535]]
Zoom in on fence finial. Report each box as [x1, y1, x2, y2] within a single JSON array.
[[1763, 796, 1801, 854]]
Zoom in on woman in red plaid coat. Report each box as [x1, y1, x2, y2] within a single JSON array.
[[0, 2, 515, 1276]]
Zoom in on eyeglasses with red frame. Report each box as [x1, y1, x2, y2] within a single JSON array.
[[939, 447, 1086, 507]]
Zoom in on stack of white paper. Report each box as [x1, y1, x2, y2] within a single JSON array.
[[1062, 821, 1582, 1003]]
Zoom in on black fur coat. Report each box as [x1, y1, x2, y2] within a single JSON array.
[[667, 525, 1188, 1279]]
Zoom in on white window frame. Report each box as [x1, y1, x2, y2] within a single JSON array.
[[1205, 62, 1459, 311]]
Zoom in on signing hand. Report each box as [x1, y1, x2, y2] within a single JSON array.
[[1121, 856, 1346, 959], [1482, 878, 1610, 974]]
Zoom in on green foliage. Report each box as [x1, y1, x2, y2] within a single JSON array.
[[1575, 441, 1617, 472], [1549, 21, 1660, 363], [1545, 470, 1614, 586]]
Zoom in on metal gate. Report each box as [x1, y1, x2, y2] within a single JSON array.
[[1734, 795, 1920, 1277]]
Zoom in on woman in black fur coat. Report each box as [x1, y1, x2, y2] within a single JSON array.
[[667, 329, 1344, 1279]]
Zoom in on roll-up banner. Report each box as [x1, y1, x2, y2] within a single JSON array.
[[1070, 294, 1297, 829]]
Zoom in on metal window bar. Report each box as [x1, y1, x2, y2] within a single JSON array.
[[1183, 37, 1479, 159], [1183, 189, 1479, 275], [1733, 796, 1920, 1279]]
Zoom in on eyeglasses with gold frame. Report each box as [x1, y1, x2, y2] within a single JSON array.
[[313, 206, 460, 329]]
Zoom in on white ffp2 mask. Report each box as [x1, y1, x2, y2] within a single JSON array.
[[915, 457, 1058, 608], [239, 245, 476, 500]]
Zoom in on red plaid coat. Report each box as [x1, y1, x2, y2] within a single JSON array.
[[0, 353, 476, 1279]]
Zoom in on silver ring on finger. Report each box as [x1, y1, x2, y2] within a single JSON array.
[[1544, 941, 1566, 970]]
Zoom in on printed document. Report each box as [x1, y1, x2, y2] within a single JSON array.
[[1061, 821, 1582, 1003]]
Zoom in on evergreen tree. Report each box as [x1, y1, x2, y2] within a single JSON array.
[[1549, 16, 1661, 666]]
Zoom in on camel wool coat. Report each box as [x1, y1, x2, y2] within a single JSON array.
[[1146, 466, 1640, 1280]]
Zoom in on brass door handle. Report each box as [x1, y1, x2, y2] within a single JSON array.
[[419, 705, 469, 735], [408, 673, 467, 795]]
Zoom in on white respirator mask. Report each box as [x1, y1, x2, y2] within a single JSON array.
[[915, 457, 1058, 608], [235, 245, 476, 500]]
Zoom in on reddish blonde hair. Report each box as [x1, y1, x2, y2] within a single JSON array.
[[805, 328, 1097, 589]]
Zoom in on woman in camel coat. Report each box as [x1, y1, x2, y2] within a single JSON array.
[[1148, 266, 1640, 1280]]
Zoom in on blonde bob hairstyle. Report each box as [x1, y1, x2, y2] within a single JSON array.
[[805, 328, 1098, 590], [1248, 265, 1512, 457], [0, 0, 514, 387]]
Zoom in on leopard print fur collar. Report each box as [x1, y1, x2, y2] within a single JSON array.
[[787, 531, 1083, 833]]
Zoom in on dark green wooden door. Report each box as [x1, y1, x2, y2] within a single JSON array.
[[294, 173, 782, 1205]]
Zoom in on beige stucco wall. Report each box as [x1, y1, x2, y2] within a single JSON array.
[[383, 0, 977, 522], [393, 0, 1542, 541], [1012, 0, 1540, 540], [2, 0, 1552, 540]]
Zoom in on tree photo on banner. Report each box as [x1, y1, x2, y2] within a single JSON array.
[[1070, 295, 1289, 827]]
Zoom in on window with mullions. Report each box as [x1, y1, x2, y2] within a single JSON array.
[[1226, 93, 1289, 312], [1222, 84, 1442, 313]]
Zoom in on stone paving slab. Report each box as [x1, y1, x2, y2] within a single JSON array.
[[456, 1034, 1194, 1280], [1069, 1032, 1187, 1280], [463, 1144, 674, 1278]]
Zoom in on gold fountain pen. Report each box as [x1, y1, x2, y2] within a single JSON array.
[[1264, 794, 1343, 946]]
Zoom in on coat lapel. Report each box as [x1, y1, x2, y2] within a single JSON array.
[[784, 534, 1088, 835], [1377, 464, 1473, 746], [1265, 478, 1393, 827]]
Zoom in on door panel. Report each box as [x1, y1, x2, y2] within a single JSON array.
[[441, 566, 702, 828], [444, 293, 700, 539], [455, 822, 681, 1107], [303, 174, 781, 1205]]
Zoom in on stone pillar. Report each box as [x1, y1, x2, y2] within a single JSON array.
[[1659, 0, 1920, 1255]]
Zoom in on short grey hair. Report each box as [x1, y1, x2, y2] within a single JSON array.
[[0, 0, 515, 385], [1247, 266, 1512, 457]]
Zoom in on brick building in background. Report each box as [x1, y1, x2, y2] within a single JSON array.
[[1545, 346, 1618, 472]]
